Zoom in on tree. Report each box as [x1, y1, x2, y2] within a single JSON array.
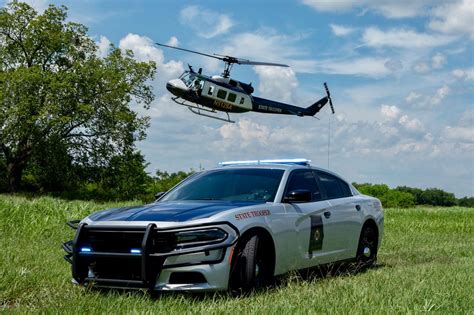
[[144, 169, 195, 201], [458, 197, 474, 208], [419, 188, 456, 207], [0, 1, 156, 191]]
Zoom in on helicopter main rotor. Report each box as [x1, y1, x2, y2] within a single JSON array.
[[156, 42, 289, 78]]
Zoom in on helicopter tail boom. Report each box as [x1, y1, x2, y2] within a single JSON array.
[[305, 97, 328, 116]]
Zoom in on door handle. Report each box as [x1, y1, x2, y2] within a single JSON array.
[[355, 205, 361, 211], [323, 211, 331, 219]]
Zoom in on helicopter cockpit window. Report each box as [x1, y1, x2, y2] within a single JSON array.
[[180, 72, 196, 88], [217, 89, 227, 99], [240, 97, 245, 105]]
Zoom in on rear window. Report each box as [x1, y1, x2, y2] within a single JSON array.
[[315, 171, 352, 200]]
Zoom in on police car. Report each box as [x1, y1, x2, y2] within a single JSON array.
[[63, 159, 384, 291]]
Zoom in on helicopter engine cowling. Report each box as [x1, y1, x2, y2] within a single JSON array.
[[239, 82, 254, 94], [166, 79, 189, 97]]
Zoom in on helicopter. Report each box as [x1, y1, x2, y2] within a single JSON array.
[[156, 42, 335, 123]]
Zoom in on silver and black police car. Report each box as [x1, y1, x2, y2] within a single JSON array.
[[63, 159, 384, 291]]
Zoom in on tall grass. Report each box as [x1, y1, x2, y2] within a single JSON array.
[[0, 195, 472, 313]]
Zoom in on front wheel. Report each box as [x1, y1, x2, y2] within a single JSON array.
[[230, 234, 272, 292], [355, 225, 378, 270]]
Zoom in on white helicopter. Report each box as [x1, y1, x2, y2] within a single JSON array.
[[157, 43, 334, 123]]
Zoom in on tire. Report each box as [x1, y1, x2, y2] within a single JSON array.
[[355, 225, 378, 270], [230, 234, 272, 292]]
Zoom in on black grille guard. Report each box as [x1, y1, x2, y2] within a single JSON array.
[[63, 221, 239, 289]]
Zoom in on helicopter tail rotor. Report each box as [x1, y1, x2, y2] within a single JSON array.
[[324, 82, 335, 114]]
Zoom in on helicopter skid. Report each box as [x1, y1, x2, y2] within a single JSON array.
[[171, 97, 235, 123]]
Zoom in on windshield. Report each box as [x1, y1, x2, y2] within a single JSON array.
[[179, 72, 200, 88], [161, 168, 284, 202]]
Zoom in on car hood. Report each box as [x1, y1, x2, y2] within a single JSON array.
[[87, 200, 265, 222]]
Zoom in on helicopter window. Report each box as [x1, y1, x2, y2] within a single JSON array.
[[208, 86, 214, 95], [180, 72, 195, 88], [240, 97, 245, 105], [217, 89, 227, 99], [228, 93, 237, 103]]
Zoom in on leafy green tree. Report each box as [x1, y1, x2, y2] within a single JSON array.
[[353, 183, 390, 199], [419, 188, 457, 207], [0, 1, 156, 191], [380, 190, 416, 208], [457, 197, 474, 208], [144, 169, 195, 201], [81, 151, 151, 200], [395, 186, 423, 204]]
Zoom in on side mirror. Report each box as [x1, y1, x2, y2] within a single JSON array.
[[155, 191, 165, 200], [284, 189, 312, 203]]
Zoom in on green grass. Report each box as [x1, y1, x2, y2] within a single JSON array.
[[0, 195, 473, 314]]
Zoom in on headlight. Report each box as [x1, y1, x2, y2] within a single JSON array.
[[175, 228, 228, 248]]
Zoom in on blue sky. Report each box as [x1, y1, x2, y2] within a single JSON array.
[[8, 0, 474, 197]]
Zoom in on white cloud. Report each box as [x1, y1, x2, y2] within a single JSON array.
[[413, 62, 430, 74], [405, 85, 451, 108], [118, 33, 184, 81], [254, 67, 298, 103], [362, 27, 455, 48], [431, 85, 450, 105], [405, 92, 422, 103], [166, 36, 179, 47], [431, 52, 446, 69], [97, 36, 111, 58], [219, 31, 317, 74], [399, 115, 425, 132], [218, 119, 270, 148], [302, 0, 443, 18], [313, 57, 392, 77], [429, 0, 474, 39], [329, 24, 355, 36], [443, 126, 474, 143], [380, 105, 400, 120], [180, 5, 233, 38], [118, 33, 185, 118], [452, 68, 474, 80], [459, 109, 474, 127]]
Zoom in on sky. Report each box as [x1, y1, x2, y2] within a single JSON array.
[[5, 0, 474, 197]]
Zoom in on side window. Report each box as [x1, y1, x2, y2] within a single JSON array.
[[208, 86, 214, 95], [240, 97, 245, 105], [285, 170, 322, 201], [228, 93, 237, 103], [315, 171, 352, 200], [217, 89, 227, 99]]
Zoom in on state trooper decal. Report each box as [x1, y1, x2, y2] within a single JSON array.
[[309, 215, 324, 252]]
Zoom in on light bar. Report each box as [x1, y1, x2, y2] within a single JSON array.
[[80, 247, 92, 253], [130, 249, 141, 254], [219, 158, 311, 166]]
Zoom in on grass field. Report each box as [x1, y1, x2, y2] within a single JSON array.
[[0, 195, 472, 314]]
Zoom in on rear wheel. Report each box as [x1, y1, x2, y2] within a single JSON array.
[[356, 225, 378, 270], [230, 234, 272, 292]]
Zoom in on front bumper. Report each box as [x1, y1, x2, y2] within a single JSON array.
[[63, 221, 238, 291]]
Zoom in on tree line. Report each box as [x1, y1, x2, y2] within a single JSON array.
[[353, 183, 474, 208]]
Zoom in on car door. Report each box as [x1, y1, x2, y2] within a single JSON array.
[[314, 170, 363, 260], [282, 169, 341, 269]]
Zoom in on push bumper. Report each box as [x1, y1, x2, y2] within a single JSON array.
[[63, 221, 238, 291]]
